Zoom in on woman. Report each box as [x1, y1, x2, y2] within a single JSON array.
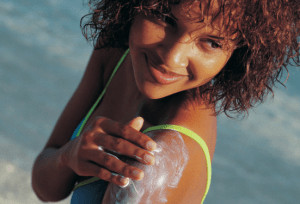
[[32, 0, 299, 203]]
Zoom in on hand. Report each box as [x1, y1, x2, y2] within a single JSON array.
[[60, 116, 156, 187]]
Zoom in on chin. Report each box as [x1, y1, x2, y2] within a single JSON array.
[[139, 86, 177, 100], [140, 89, 167, 100]]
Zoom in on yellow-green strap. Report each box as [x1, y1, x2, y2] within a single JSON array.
[[73, 177, 100, 191], [143, 124, 212, 204], [75, 48, 130, 137]]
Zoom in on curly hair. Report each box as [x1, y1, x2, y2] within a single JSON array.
[[81, 0, 299, 116]]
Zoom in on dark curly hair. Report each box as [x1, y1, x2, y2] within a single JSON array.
[[81, 0, 299, 116]]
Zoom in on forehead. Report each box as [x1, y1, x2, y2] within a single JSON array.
[[180, 0, 221, 17], [172, 0, 237, 37]]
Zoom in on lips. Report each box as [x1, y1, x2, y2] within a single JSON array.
[[145, 54, 189, 85]]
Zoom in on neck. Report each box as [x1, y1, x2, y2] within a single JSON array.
[[138, 92, 188, 127]]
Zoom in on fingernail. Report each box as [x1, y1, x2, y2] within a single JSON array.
[[132, 170, 144, 179], [119, 177, 130, 187], [144, 154, 155, 164], [146, 141, 156, 151]]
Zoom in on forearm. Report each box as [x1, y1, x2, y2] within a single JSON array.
[[32, 145, 77, 201]]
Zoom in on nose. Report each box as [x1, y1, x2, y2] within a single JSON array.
[[157, 35, 190, 70]]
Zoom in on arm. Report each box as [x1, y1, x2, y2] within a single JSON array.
[[31, 48, 156, 201], [31, 48, 110, 201]]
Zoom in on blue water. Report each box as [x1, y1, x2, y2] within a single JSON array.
[[0, 0, 299, 203]]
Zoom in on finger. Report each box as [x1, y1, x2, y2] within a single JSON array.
[[95, 118, 156, 151], [77, 161, 130, 187], [87, 148, 144, 180], [126, 116, 144, 131], [95, 134, 155, 165]]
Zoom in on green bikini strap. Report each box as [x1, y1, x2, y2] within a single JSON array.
[[75, 48, 130, 137], [73, 48, 130, 191], [143, 124, 212, 204]]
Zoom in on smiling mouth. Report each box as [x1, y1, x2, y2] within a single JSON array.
[[145, 54, 189, 85]]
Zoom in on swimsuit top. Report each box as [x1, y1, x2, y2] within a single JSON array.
[[70, 49, 212, 204]]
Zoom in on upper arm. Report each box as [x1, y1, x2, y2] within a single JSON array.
[[102, 129, 209, 204], [44, 48, 122, 148]]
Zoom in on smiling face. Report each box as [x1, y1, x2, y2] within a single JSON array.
[[129, 1, 236, 99]]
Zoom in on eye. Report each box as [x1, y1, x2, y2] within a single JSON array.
[[198, 39, 223, 51], [205, 39, 222, 49], [161, 15, 177, 27]]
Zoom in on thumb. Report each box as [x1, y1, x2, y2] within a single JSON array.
[[127, 116, 144, 131]]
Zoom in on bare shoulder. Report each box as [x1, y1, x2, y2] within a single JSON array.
[[146, 128, 212, 203], [163, 101, 217, 203], [150, 100, 217, 203], [102, 102, 217, 203], [166, 99, 217, 161], [166, 99, 217, 202]]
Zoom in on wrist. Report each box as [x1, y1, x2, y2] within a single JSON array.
[[56, 144, 72, 171]]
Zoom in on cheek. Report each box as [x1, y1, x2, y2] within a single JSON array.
[[191, 53, 229, 82]]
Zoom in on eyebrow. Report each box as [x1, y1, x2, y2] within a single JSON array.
[[207, 35, 225, 40]]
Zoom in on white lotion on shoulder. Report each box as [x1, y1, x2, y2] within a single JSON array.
[[103, 130, 189, 204]]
